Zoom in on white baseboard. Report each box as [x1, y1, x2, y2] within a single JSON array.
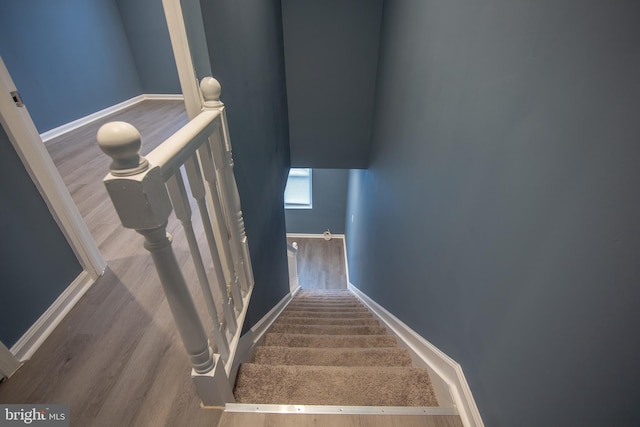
[[229, 287, 300, 383], [341, 235, 351, 290], [348, 283, 484, 427], [10, 270, 96, 361], [286, 233, 346, 239], [141, 94, 184, 101], [40, 94, 184, 143]]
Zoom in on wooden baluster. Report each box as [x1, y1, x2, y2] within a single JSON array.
[[97, 121, 233, 405], [200, 77, 254, 292], [196, 141, 244, 312], [217, 109, 255, 292], [184, 154, 242, 325], [165, 170, 230, 362]]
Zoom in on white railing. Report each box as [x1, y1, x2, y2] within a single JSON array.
[[287, 242, 299, 292], [97, 77, 253, 406]]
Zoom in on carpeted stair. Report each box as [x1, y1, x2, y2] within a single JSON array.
[[234, 289, 439, 407]]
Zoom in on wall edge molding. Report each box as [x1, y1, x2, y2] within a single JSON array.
[[348, 283, 484, 427], [142, 93, 184, 101], [40, 94, 184, 143], [10, 270, 96, 361], [40, 96, 144, 143]]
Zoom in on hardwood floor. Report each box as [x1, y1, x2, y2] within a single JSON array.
[[46, 99, 188, 252], [287, 237, 348, 290], [0, 100, 223, 426]]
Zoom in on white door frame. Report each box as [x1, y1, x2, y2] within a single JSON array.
[[0, 57, 106, 279], [162, 0, 209, 120], [0, 57, 106, 373]]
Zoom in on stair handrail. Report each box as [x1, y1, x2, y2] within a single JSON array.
[[97, 77, 253, 406]]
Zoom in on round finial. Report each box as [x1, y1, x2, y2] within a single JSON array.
[[97, 121, 149, 176], [200, 77, 222, 106]]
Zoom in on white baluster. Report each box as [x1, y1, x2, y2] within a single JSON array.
[[184, 154, 242, 324], [166, 170, 230, 362], [200, 77, 254, 292], [196, 141, 244, 312], [97, 121, 232, 405]]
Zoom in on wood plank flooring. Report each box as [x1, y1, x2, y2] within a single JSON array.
[[287, 237, 347, 290], [0, 100, 224, 426]]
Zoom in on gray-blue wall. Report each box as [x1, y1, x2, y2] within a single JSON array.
[[282, 0, 383, 168], [200, 0, 291, 332], [116, 0, 181, 94], [0, 0, 142, 133], [346, 1, 640, 425], [0, 126, 82, 347], [285, 169, 349, 234]]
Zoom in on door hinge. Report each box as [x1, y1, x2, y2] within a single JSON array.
[[10, 90, 24, 107]]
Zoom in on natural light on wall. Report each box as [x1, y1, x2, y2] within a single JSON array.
[[284, 168, 312, 209]]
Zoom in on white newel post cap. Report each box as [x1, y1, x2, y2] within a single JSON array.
[[97, 121, 149, 176], [200, 77, 223, 108]]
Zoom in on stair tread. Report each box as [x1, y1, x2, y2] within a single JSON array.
[[264, 333, 397, 348], [284, 306, 370, 312], [279, 311, 375, 319], [290, 299, 362, 302], [234, 364, 438, 406], [269, 324, 387, 335], [253, 346, 413, 367], [274, 317, 380, 326], [287, 303, 364, 308]]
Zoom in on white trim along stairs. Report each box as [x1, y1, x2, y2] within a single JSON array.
[[349, 284, 484, 427], [228, 284, 482, 425], [228, 233, 484, 426]]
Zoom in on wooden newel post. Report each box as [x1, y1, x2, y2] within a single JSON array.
[[200, 78, 255, 292], [96, 122, 230, 402]]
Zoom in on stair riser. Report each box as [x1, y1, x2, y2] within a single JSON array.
[[278, 311, 375, 319], [253, 347, 413, 367], [235, 364, 438, 407], [284, 307, 370, 313], [287, 306, 364, 311], [264, 333, 397, 348], [293, 296, 358, 300], [288, 302, 363, 307]]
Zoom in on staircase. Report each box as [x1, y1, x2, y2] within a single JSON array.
[[234, 289, 439, 406]]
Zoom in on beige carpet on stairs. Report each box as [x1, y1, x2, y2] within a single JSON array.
[[234, 290, 439, 407]]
